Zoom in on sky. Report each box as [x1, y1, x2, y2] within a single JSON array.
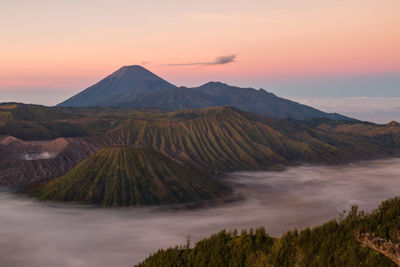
[[1, 0, 399, 110]]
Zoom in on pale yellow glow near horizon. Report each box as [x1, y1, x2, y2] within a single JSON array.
[[0, 0, 399, 96]]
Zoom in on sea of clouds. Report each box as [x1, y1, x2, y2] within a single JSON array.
[[293, 97, 400, 123], [1, 158, 400, 267]]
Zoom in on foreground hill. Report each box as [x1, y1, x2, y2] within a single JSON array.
[[24, 146, 230, 207], [57, 65, 350, 120], [137, 197, 400, 266]]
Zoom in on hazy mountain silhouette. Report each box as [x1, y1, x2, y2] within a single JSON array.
[[58, 65, 350, 120], [58, 65, 176, 107], [190, 82, 347, 120]]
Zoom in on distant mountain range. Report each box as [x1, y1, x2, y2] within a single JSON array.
[[58, 65, 350, 120]]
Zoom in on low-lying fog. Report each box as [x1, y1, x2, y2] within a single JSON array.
[[1, 158, 400, 267]]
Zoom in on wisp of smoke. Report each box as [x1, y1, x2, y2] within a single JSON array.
[[165, 54, 237, 66], [22, 152, 55, 160]]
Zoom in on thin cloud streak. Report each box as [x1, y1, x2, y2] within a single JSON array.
[[165, 54, 237, 66]]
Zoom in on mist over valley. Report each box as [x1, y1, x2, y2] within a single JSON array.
[[1, 158, 400, 266]]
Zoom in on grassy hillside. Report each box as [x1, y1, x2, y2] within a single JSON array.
[[137, 197, 400, 267], [24, 146, 230, 207], [93, 106, 398, 172], [2, 105, 399, 191], [0, 103, 163, 140]]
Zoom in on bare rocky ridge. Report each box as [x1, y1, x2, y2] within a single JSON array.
[[0, 136, 97, 189], [356, 230, 400, 266], [0, 136, 68, 161]]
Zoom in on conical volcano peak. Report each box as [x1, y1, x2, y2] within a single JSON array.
[[110, 65, 163, 81], [117, 65, 147, 73], [121, 64, 145, 70], [57, 65, 176, 107], [57, 66, 351, 121], [24, 146, 230, 207]]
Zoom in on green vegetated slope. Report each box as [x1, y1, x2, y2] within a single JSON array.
[[2, 104, 400, 194], [2, 104, 399, 191], [0, 102, 163, 140], [93, 106, 396, 172], [137, 197, 400, 267], [0, 103, 106, 140], [24, 146, 230, 207]]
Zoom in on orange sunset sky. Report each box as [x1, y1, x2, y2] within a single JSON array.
[[1, 0, 399, 104]]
